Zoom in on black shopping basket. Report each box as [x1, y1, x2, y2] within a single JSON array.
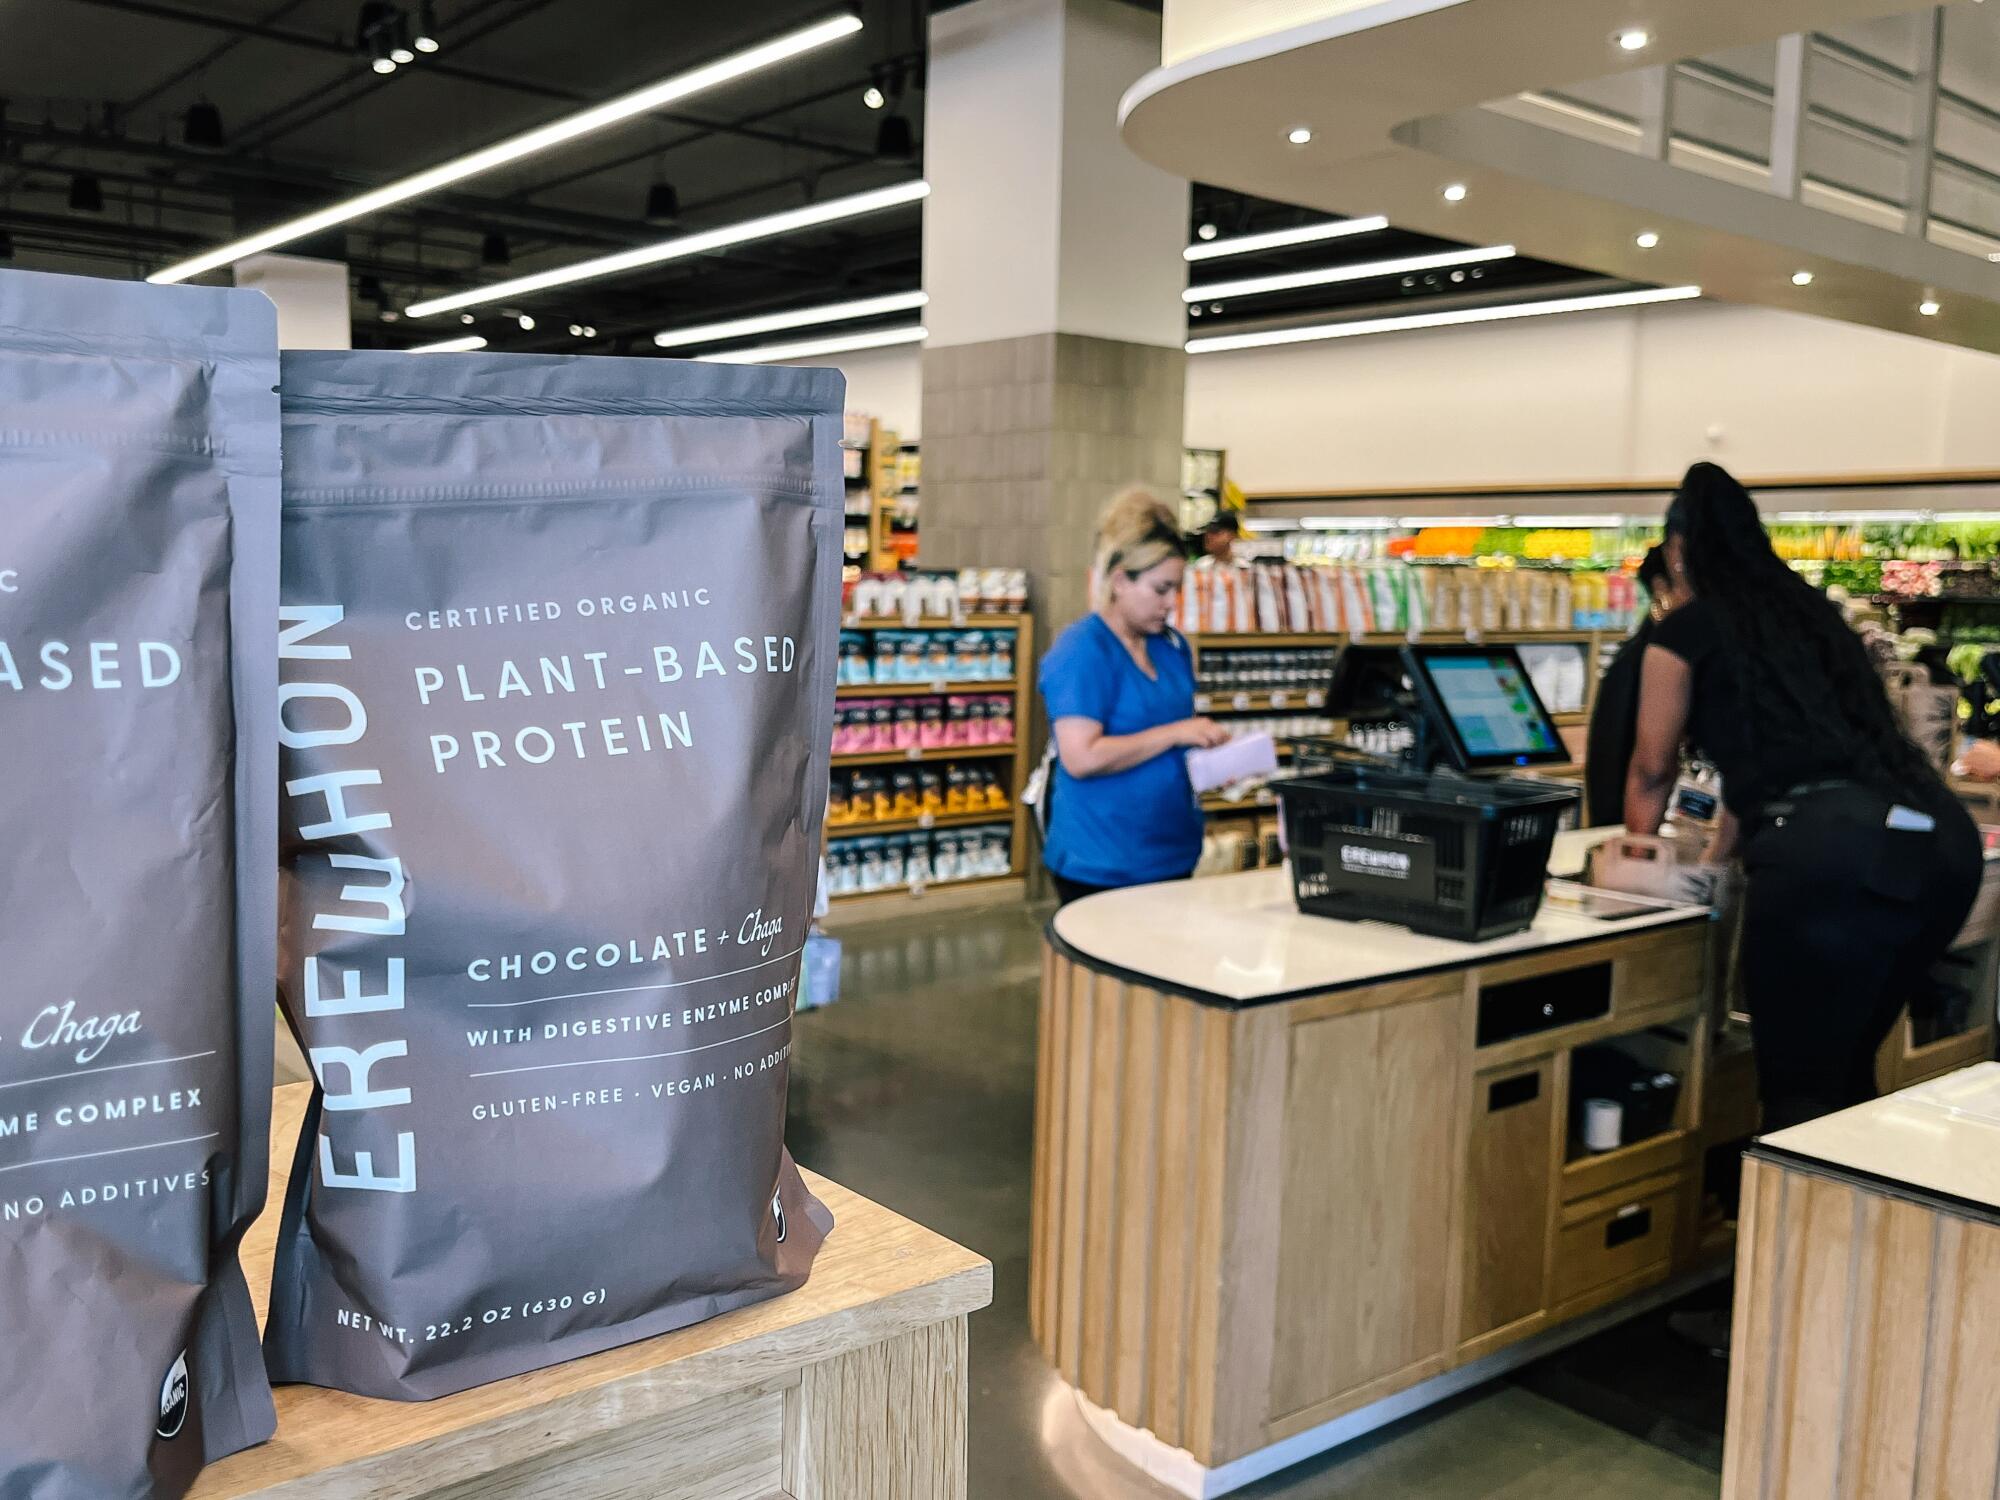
[[1275, 766, 1573, 941]]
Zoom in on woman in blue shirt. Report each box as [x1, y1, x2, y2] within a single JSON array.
[[1039, 489, 1228, 904]]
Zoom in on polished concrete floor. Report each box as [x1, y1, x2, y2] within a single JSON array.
[[787, 900, 1723, 1500]]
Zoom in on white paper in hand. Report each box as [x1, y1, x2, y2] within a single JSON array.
[[1186, 732, 1279, 793]]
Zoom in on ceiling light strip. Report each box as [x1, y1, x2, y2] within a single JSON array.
[[404, 180, 929, 317], [694, 324, 928, 365], [1185, 244, 1516, 303], [147, 13, 864, 284], [654, 289, 927, 349], [408, 334, 489, 353], [1183, 216, 1390, 262], [1185, 285, 1703, 354]]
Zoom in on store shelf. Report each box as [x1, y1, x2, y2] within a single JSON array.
[[1189, 629, 1602, 647], [1553, 711, 1589, 726], [820, 875, 1028, 927], [832, 743, 1016, 768], [837, 679, 1019, 698], [1193, 688, 1328, 713], [1203, 789, 1284, 814], [843, 614, 1028, 630], [827, 808, 1012, 837]]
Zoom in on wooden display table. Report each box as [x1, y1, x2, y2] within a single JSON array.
[[192, 1083, 992, 1500], [1723, 1065, 2000, 1499], [1032, 869, 1723, 1496]]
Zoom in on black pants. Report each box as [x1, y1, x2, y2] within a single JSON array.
[[1740, 783, 1982, 1132]]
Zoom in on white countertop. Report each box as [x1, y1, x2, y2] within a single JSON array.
[[1051, 867, 1706, 1004], [1762, 1063, 2000, 1213]]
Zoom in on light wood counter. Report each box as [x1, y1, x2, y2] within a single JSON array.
[[192, 1082, 992, 1500], [1033, 869, 1721, 1495], [1723, 1065, 2000, 1499]]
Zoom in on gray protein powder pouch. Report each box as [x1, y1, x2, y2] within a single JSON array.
[[0, 268, 279, 1495], [269, 350, 838, 1398]]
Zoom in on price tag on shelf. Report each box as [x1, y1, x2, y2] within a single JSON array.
[[908, 880, 928, 898], [926, 680, 946, 692], [1271, 690, 1291, 709], [1349, 627, 1366, 645], [905, 746, 923, 761], [1306, 690, 1326, 709], [1194, 693, 1213, 713], [1231, 692, 1251, 711], [918, 812, 936, 829]]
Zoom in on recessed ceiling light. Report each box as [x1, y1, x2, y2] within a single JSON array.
[[1287, 126, 1312, 145], [517, 313, 535, 330], [1189, 305, 1203, 318], [1442, 183, 1468, 203], [1209, 302, 1223, 314], [1615, 29, 1650, 51], [372, 57, 397, 74], [1919, 298, 1941, 316], [1196, 223, 1218, 241], [459, 312, 475, 325], [568, 323, 585, 336], [1791, 270, 1814, 286], [389, 43, 416, 64], [1635, 230, 1660, 249], [863, 85, 885, 109]]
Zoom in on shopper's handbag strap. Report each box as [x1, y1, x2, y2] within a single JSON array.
[[1024, 737, 1057, 845]]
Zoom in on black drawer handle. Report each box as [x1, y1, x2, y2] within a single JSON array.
[[1605, 1207, 1653, 1249], [1488, 1073, 1541, 1112]]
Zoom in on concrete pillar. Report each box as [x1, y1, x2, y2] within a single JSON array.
[[234, 252, 351, 349], [919, 0, 1188, 641]]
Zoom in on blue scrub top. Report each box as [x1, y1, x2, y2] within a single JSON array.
[[1038, 615, 1203, 888]]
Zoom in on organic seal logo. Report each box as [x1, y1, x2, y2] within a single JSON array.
[[156, 1350, 190, 1440], [773, 1189, 788, 1244]]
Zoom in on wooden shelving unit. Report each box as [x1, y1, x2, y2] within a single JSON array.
[[824, 611, 1036, 921]]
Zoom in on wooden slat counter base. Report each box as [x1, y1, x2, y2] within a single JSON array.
[[1722, 1069, 2000, 1500], [1032, 870, 1725, 1495], [191, 1083, 992, 1500]]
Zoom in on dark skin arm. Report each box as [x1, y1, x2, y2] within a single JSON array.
[[1625, 644, 1689, 836], [1624, 644, 1739, 857]]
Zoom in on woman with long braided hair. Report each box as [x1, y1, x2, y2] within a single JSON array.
[[1626, 462, 1981, 1131]]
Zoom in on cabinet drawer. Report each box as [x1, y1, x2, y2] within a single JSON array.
[[1553, 1180, 1680, 1306]]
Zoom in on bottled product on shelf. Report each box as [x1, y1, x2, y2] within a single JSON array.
[[1177, 559, 1639, 636], [845, 566, 1029, 620], [827, 762, 1012, 827], [1196, 647, 1339, 693], [832, 694, 1015, 753], [825, 823, 1014, 896], [837, 627, 1016, 685]]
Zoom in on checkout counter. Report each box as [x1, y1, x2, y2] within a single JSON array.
[[1722, 1065, 2000, 1498], [1029, 647, 2000, 1496]]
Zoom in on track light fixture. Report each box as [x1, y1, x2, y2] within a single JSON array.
[[183, 99, 225, 150], [359, 2, 438, 72]]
